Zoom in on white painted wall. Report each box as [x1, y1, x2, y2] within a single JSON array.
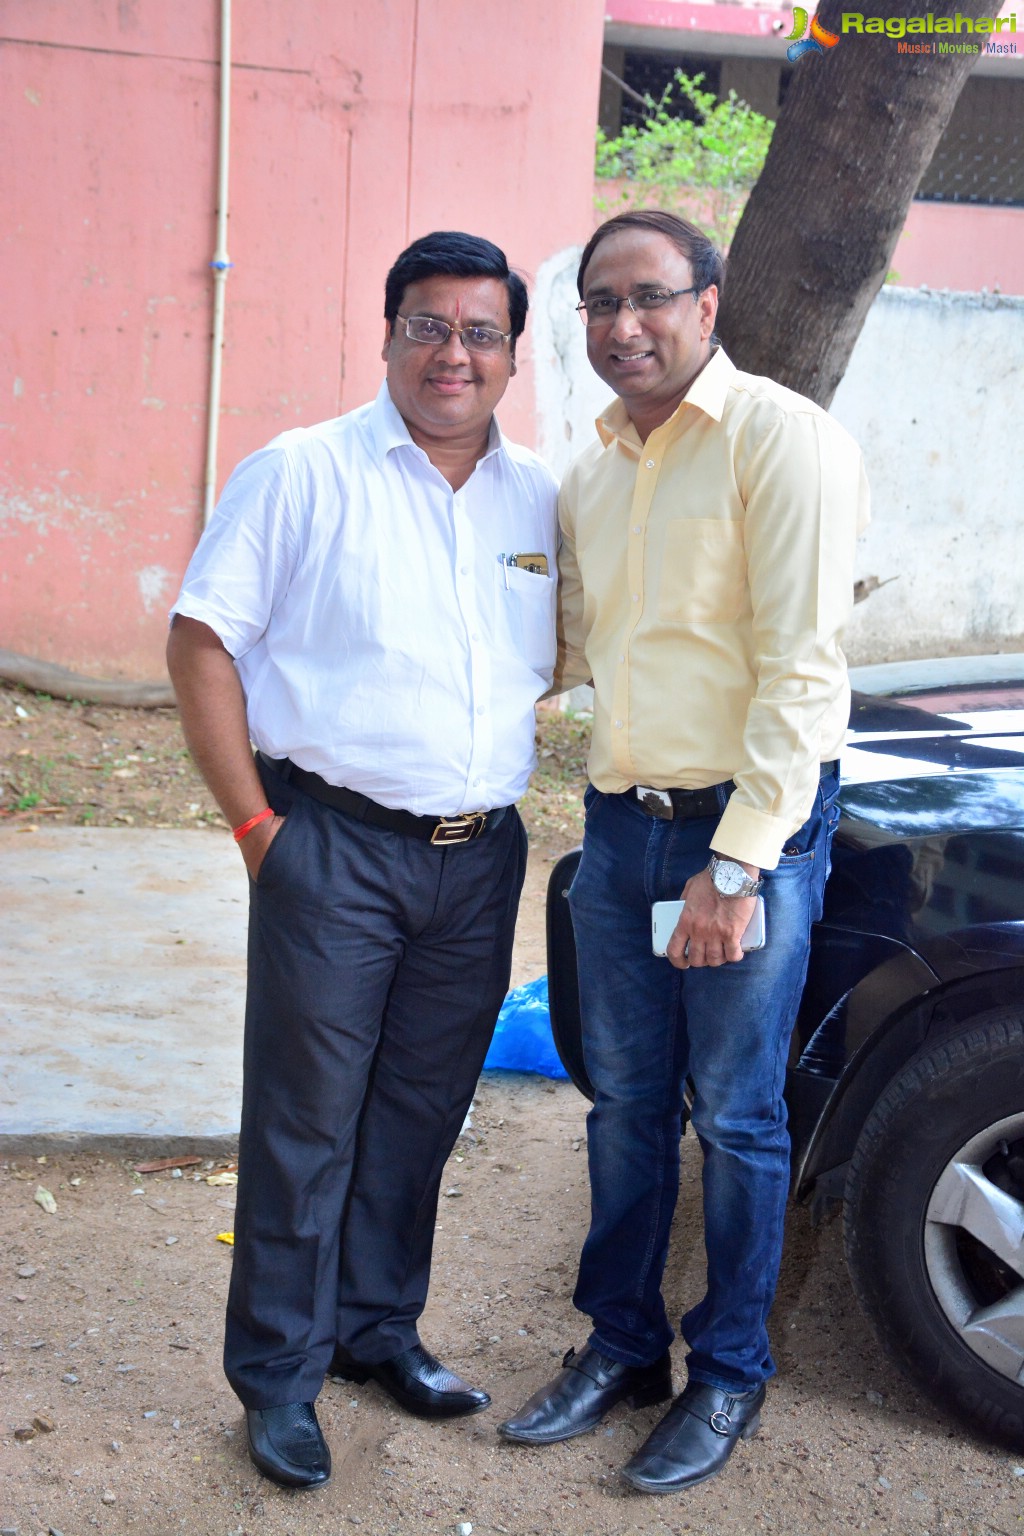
[[533, 246, 610, 479], [532, 256, 1024, 666], [831, 286, 1024, 663]]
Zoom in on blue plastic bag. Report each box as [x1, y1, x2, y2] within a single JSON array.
[[483, 975, 568, 1080]]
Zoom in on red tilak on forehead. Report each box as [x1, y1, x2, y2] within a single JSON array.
[[454, 297, 462, 323]]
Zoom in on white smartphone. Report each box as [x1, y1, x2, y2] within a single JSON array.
[[651, 896, 766, 957]]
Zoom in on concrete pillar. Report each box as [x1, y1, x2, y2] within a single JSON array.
[[599, 44, 627, 135]]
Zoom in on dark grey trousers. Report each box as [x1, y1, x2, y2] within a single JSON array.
[[224, 764, 527, 1408]]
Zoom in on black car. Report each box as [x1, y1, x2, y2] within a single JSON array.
[[546, 656, 1024, 1450]]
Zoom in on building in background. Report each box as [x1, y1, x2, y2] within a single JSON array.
[[2, 2, 605, 677], [537, 0, 1024, 665], [3, 2, 1021, 679], [598, 0, 1024, 293]]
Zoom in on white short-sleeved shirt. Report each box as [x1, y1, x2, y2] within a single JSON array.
[[171, 383, 559, 815]]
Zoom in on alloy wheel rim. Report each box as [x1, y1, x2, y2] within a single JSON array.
[[924, 1111, 1024, 1383]]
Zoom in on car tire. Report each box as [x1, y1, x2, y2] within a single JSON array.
[[844, 1007, 1024, 1449]]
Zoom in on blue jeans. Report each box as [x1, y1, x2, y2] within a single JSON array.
[[568, 770, 839, 1392]]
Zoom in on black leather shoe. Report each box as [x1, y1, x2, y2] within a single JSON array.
[[328, 1342, 490, 1420], [621, 1379, 766, 1493], [245, 1401, 331, 1489], [497, 1344, 673, 1445]]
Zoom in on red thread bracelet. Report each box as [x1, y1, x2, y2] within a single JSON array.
[[233, 807, 274, 842]]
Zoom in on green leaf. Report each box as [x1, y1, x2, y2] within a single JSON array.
[[595, 71, 774, 249]]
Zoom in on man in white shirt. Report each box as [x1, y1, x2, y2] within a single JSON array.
[[167, 231, 557, 1491]]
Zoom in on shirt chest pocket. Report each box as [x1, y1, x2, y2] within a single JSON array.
[[493, 562, 557, 675], [657, 518, 747, 625]]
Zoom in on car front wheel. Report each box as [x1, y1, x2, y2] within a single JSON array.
[[844, 1007, 1024, 1448]]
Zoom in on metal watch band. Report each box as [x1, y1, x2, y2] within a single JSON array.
[[708, 853, 764, 898]]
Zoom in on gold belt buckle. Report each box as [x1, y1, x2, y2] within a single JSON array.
[[430, 812, 487, 846]]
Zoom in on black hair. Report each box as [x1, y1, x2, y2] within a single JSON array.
[[384, 231, 528, 342], [577, 210, 725, 300]]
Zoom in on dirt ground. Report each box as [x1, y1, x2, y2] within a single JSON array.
[[3, 684, 1024, 1536], [0, 683, 590, 844]]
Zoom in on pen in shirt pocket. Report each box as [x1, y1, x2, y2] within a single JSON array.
[[497, 552, 550, 587]]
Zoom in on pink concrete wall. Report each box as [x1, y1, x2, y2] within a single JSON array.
[[892, 201, 1024, 295], [595, 179, 1024, 296], [1, 1, 604, 677]]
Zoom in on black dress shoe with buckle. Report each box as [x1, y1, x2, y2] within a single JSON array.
[[497, 1344, 673, 1445], [621, 1379, 766, 1493], [245, 1401, 331, 1489], [328, 1342, 490, 1419]]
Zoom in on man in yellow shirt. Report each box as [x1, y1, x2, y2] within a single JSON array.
[[499, 211, 869, 1492]]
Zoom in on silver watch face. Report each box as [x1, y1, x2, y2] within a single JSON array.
[[711, 858, 749, 896]]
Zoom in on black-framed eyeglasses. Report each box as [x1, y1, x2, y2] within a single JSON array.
[[396, 313, 512, 353], [575, 287, 700, 326]]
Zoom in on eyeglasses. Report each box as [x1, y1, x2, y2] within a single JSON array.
[[396, 313, 512, 353], [575, 287, 700, 326]]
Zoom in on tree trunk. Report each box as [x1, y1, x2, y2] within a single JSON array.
[[717, 0, 1002, 406]]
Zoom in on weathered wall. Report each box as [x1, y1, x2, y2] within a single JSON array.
[[832, 287, 1024, 663], [535, 271, 1024, 665], [1, 1, 604, 677]]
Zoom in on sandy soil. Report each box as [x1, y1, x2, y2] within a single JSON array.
[[0, 683, 589, 847], [3, 684, 1024, 1534], [4, 1104, 1024, 1536]]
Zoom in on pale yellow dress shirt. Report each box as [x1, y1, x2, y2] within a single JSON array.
[[555, 347, 870, 871]]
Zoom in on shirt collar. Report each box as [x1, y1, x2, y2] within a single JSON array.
[[368, 381, 504, 465], [595, 345, 736, 450]]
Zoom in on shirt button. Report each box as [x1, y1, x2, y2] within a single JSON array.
[[476, 705, 485, 715], [633, 526, 642, 534], [614, 719, 623, 729], [619, 655, 625, 663], [632, 594, 640, 603], [472, 632, 480, 641], [460, 565, 469, 575], [645, 459, 655, 469]]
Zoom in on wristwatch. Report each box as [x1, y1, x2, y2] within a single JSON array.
[[708, 854, 763, 899]]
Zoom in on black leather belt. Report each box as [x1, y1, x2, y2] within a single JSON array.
[[632, 761, 839, 822], [633, 783, 728, 821], [258, 754, 509, 846]]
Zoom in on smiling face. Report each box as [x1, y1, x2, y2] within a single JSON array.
[[580, 228, 718, 440], [382, 274, 516, 453]]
